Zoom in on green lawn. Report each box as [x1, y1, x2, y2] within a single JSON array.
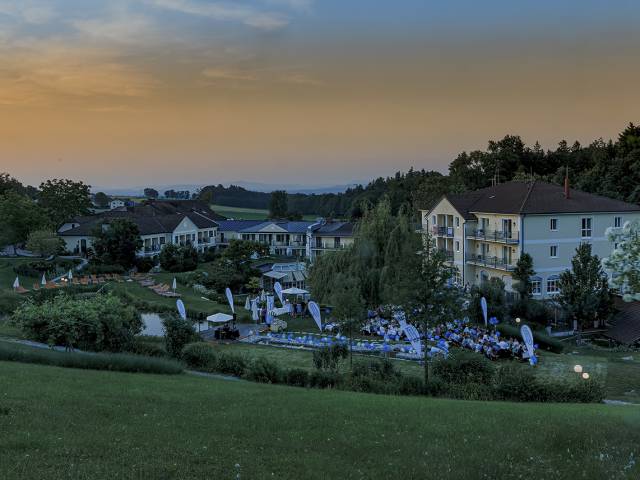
[[211, 204, 318, 221], [0, 258, 40, 292], [107, 273, 251, 321], [0, 361, 638, 480]]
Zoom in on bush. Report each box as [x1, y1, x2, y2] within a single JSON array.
[[136, 257, 156, 273], [432, 351, 495, 385], [12, 293, 142, 352], [181, 342, 218, 369], [445, 382, 494, 401], [309, 370, 342, 389], [424, 376, 446, 397], [159, 244, 199, 273], [494, 363, 539, 401], [498, 324, 564, 353], [127, 337, 167, 358], [162, 315, 198, 358], [397, 375, 425, 396], [284, 368, 309, 387], [0, 341, 183, 374], [215, 352, 248, 377], [246, 357, 283, 384], [0, 293, 25, 316], [312, 343, 348, 372], [84, 262, 127, 275]]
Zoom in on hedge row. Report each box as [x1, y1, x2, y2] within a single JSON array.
[[0, 341, 183, 375]]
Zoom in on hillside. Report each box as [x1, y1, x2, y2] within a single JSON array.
[[1, 362, 638, 479]]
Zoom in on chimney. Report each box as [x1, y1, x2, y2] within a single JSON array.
[[564, 166, 570, 199]]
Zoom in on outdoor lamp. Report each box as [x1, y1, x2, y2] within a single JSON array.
[[515, 317, 521, 324], [573, 365, 583, 373], [582, 372, 590, 380]]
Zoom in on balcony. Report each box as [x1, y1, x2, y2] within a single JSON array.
[[431, 226, 455, 237], [466, 253, 516, 271], [313, 243, 347, 250], [466, 229, 519, 244]]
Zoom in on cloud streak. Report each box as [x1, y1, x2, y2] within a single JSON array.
[[146, 0, 290, 31]]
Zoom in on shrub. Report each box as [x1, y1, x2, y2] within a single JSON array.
[[159, 244, 199, 273], [162, 315, 199, 358], [0, 293, 25, 316], [128, 337, 167, 358], [312, 344, 348, 372], [0, 341, 183, 374], [182, 342, 218, 370], [84, 262, 127, 275], [494, 363, 539, 401], [135, 256, 156, 273], [432, 351, 495, 385], [284, 368, 309, 387], [215, 352, 248, 377], [424, 376, 446, 397], [397, 375, 425, 396], [12, 293, 142, 352], [498, 324, 564, 353], [445, 382, 494, 401], [246, 357, 283, 384], [309, 370, 342, 389]]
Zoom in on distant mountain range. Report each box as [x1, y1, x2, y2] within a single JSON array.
[[94, 181, 358, 197]]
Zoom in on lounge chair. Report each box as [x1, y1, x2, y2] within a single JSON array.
[[14, 286, 29, 294]]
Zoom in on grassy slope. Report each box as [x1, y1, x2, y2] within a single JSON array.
[[0, 258, 39, 292], [211, 204, 318, 221], [0, 362, 638, 480]]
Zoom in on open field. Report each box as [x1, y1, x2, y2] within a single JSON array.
[[1, 361, 638, 480], [210, 204, 318, 221]]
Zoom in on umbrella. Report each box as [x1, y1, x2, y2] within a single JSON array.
[[13, 276, 19, 289], [172, 278, 177, 292], [206, 313, 234, 323], [260, 290, 266, 302], [244, 296, 251, 311], [68, 270, 73, 280], [41, 273, 47, 286], [281, 287, 309, 295]]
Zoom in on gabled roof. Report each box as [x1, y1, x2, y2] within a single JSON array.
[[238, 221, 315, 234], [312, 221, 354, 236], [216, 220, 265, 232], [432, 181, 640, 218]]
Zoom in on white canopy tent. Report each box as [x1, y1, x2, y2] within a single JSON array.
[[206, 313, 234, 324], [281, 287, 309, 295]]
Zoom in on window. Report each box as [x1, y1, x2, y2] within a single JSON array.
[[455, 217, 460, 227], [432, 215, 436, 225], [531, 280, 541, 295], [550, 245, 558, 258], [614, 216, 622, 228], [455, 241, 460, 252], [547, 278, 560, 294], [581, 218, 592, 238], [550, 218, 558, 231]]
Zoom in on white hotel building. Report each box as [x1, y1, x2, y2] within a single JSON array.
[[421, 181, 640, 299]]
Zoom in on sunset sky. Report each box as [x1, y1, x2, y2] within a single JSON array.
[[1, 1, 639, 189]]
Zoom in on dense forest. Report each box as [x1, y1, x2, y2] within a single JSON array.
[[201, 123, 640, 219]]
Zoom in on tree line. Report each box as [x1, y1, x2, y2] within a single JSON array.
[[196, 123, 640, 219]]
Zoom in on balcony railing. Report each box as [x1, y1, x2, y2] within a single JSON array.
[[431, 226, 455, 237], [466, 229, 519, 244], [313, 243, 347, 250], [466, 253, 516, 271]]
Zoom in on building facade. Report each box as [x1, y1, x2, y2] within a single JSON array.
[[422, 181, 640, 299]]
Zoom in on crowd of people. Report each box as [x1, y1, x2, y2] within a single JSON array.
[[359, 311, 535, 362]]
